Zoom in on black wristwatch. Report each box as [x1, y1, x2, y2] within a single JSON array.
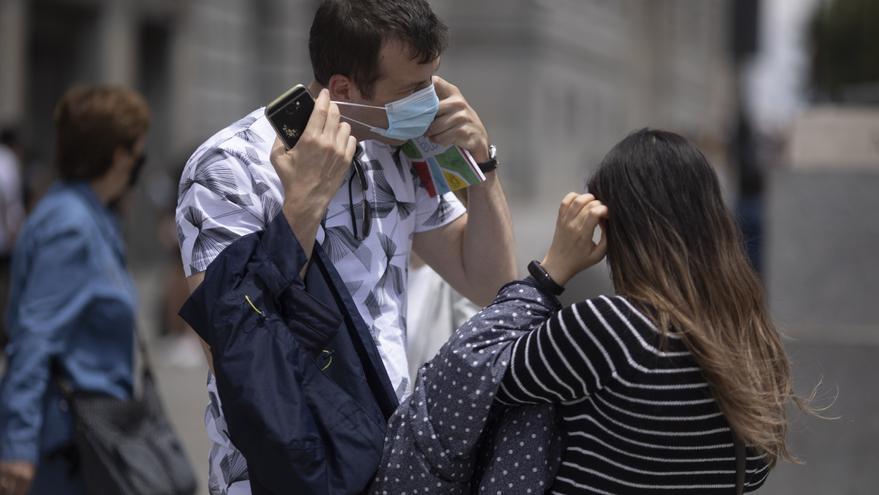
[[476, 144, 498, 174], [527, 260, 565, 296]]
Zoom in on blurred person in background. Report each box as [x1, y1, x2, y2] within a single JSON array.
[[405, 251, 480, 382], [0, 86, 150, 495], [376, 129, 811, 493], [156, 163, 205, 369], [0, 128, 26, 350], [404, 189, 480, 382]]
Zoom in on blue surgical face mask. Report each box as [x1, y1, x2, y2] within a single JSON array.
[[336, 84, 440, 141]]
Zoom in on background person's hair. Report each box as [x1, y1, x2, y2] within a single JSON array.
[[309, 0, 448, 99], [54, 85, 150, 181], [587, 128, 810, 467]]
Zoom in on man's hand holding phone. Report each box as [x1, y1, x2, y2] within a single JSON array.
[[270, 89, 357, 259]]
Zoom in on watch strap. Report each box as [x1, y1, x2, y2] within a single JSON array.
[[527, 260, 565, 296], [476, 144, 498, 174]]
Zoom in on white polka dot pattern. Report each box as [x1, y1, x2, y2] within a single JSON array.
[[368, 281, 563, 493]]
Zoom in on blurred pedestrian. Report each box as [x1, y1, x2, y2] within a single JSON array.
[[0, 86, 149, 495], [405, 252, 479, 384], [375, 129, 811, 494], [0, 128, 26, 351]]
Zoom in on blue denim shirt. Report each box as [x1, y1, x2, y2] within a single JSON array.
[[0, 182, 137, 464]]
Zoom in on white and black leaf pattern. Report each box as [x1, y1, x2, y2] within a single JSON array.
[[372, 169, 411, 220], [224, 193, 253, 207], [364, 291, 382, 321], [260, 194, 281, 225], [422, 195, 454, 227], [345, 280, 364, 295], [391, 147, 408, 179], [231, 113, 260, 133], [252, 181, 271, 197], [176, 222, 186, 250], [323, 225, 372, 269], [219, 450, 250, 485], [235, 126, 263, 144], [191, 226, 239, 270], [380, 263, 405, 298], [396, 201, 415, 219], [226, 145, 261, 168], [373, 232, 406, 299], [185, 206, 240, 270], [179, 149, 239, 199]]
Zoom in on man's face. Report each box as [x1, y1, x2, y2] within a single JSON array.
[[365, 39, 440, 106], [331, 39, 440, 144]]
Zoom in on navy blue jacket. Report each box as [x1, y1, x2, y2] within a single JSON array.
[[180, 213, 399, 494]]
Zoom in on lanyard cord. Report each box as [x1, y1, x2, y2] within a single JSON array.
[[347, 146, 371, 240]]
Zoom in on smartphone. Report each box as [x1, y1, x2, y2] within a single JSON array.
[[265, 84, 315, 149]]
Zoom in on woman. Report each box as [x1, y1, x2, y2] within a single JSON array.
[[373, 129, 803, 494], [0, 86, 150, 495]]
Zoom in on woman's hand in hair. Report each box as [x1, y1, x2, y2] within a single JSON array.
[[541, 193, 608, 286]]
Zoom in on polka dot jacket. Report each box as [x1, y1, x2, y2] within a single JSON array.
[[369, 279, 564, 494]]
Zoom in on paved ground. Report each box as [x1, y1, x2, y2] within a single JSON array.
[[153, 354, 213, 495], [150, 334, 879, 495], [761, 340, 879, 494]]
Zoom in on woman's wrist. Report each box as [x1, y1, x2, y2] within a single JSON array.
[[528, 260, 566, 296], [539, 256, 572, 287]]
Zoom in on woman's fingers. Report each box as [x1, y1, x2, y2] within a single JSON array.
[[564, 193, 595, 224], [582, 204, 609, 233], [558, 192, 579, 223]]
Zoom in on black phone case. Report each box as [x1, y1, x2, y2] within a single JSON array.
[[265, 85, 315, 149]]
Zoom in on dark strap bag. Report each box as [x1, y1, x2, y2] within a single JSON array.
[[735, 435, 746, 495], [55, 334, 198, 495]]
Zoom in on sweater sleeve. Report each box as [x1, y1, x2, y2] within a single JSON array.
[[495, 298, 625, 405]]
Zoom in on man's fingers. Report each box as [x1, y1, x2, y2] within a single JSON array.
[[324, 101, 341, 136], [432, 75, 458, 100], [270, 136, 287, 157], [304, 89, 330, 136], [335, 121, 352, 150], [344, 135, 358, 163]]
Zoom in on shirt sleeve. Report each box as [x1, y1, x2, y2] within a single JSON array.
[[413, 186, 466, 234], [495, 297, 625, 405], [0, 226, 96, 462], [176, 147, 271, 277]]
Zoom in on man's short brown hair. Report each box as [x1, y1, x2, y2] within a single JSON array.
[[54, 85, 151, 181]]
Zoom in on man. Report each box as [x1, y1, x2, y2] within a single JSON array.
[[176, 0, 516, 493]]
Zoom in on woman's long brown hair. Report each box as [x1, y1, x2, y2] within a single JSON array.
[[587, 129, 806, 467]]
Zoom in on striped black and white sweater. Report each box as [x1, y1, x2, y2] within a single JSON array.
[[495, 293, 770, 494]]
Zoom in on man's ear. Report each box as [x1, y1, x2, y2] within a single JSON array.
[[327, 74, 363, 102]]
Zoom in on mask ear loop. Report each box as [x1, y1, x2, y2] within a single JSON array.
[[333, 101, 390, 134]]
